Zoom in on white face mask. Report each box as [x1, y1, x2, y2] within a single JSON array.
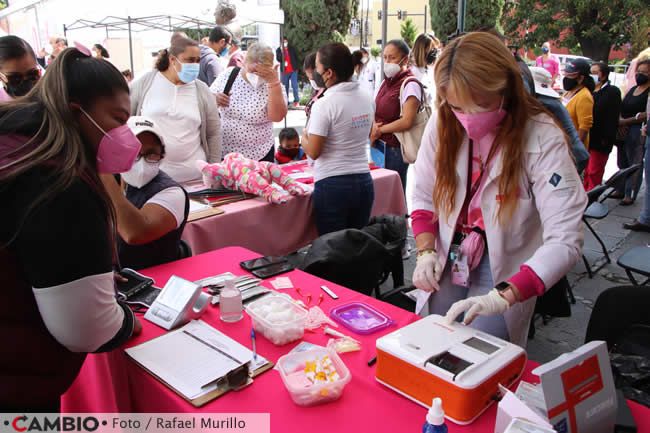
[[122, 158, 160, 188], [383, 62, 402, 78], [361, 57, 369, 64], [247, 72, 264, 88], [309, 79, 321, 90], [591, 74, 600, 83]]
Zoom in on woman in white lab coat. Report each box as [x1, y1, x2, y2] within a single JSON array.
[[410, 32, 587, 347]]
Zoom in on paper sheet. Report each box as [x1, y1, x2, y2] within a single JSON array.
[[189, 200, 211, 213], [405, 288, 431, 315], [125, 320, 253, 400]]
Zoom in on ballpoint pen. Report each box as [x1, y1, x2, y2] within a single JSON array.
[[250, 328, 257, 361]]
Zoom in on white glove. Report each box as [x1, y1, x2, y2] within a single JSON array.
[[412, 251, 443, 292], [444, 289, 510, 325]]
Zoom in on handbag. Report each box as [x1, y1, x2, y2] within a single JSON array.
[[393, 77, 431, 164]]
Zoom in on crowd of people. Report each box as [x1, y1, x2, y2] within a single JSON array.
[[0, 24, 648, 411]]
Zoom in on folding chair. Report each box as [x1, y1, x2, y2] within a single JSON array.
[[600, 164, 643, 202], [617, 246, 650, 286], [582, 184, 611, 279]]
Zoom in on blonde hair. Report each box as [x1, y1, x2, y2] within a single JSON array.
[[433, 32, 546, 225], [635, 47, 650, 62], [411, 33, 440, 68]]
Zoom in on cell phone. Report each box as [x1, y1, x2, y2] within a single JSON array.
[[240, 256, 288, 271], [251, 262, 295, 279]]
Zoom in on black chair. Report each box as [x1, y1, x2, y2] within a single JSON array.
[[617, 246, 650, 286], [178, 239, 193, 260], [600, 164, 643, 202], [582, 184, 611, 279]]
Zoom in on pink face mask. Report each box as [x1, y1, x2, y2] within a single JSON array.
[[451, 99, 506, 141], [80, 108, 141, 174]]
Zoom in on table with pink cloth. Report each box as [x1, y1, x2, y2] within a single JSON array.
[[62, 247, 650, 433], [182, 167, 407, 256]]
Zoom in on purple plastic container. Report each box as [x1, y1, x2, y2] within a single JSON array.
[[329, 302, 393, 335]]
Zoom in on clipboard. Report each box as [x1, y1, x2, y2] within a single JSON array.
[[125, 320, 274, 407]]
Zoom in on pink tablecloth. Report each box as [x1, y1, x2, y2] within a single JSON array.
[[182, 168, 407, 256], [62, 247, 650, 433]]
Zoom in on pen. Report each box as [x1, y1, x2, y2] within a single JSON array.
[[250, 328, 257, 361], [368, 356, 377, 367]]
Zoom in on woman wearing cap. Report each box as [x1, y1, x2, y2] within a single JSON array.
[[0, 35, 41, 101], [411, 32, 586, 347], [561, 58, 595, 151], [101, 116, 190, 270], [130, 36, 221, 183], [616, 59, 650, 206], [211, 42, 288, 161], [0, 48, 140, 411]]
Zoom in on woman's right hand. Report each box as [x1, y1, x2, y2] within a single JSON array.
[[413, 251, 443, 292], [216, 92, 230, 107]]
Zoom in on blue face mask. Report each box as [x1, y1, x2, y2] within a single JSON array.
[[219, 46, 229, 57], [541, 47, 549, 54], [174, 60, 200, 83]]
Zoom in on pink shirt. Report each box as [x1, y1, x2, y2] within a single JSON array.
[[536, 55, 559, 78]]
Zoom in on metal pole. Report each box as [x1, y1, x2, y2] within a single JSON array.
[[127, 16, 134, 75], [380, 0, 387, 79], [359, 14, 363, 49], [457, 0, 466, 33], [63, 24, 67, 38], [365, 0, 370, 47], [424, 5, 427, 34]]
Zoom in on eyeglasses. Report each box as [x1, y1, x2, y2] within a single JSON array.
[[136, 153, 163, 163], [1, 69, 41, 86]]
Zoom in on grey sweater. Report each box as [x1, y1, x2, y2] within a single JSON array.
[[130, 70, 222, 163]]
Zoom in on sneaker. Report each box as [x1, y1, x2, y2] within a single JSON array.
[[293, 101, 300, 108]]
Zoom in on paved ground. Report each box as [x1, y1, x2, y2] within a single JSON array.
[[280, 108, 650, 364]]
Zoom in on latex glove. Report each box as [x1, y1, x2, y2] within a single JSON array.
[[445, 289, 509, 325], [412, 252, 443, 293]]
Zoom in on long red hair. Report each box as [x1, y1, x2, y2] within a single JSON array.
[[432, 32, 546, 225]]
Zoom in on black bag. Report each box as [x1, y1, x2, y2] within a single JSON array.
[[534, 276, 572, 318], [299, 215, 407, 296], [610, 325, 650, 407]]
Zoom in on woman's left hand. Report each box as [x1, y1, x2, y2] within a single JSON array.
[[255, 64, 280, 85], [370, 122, 383, 141], [444, 289, 510, 325]]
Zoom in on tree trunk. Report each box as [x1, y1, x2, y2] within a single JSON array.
[[578, 36, 612, 63]]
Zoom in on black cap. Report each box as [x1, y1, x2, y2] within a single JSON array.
[[564, 58, 590, 75]]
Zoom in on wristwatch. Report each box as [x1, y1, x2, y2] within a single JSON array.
[[495, 281, 519, 305]]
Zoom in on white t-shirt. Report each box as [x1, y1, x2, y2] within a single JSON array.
[[358, 60, 377, 97], [410, 65, 435, 106], [210, 67, 286, 160], [146, 186, 186, 229], [307, 81, 374, 182], [141, 72, 205, 183]]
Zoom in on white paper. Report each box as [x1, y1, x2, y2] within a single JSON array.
[[125, 320, 253, 400], [189, 200, 211, 213], [271, 277, 293, 290], [495, 386, 553, 433], [405, 288, 431, 315]]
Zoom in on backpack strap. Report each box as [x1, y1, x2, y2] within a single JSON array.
[[399, 76, 427, 115], [223, 67, 241, 95]]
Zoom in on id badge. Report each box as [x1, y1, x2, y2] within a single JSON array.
[[451, 247, 470, 288]]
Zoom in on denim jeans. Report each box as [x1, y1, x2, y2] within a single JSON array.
[[384, 143, 408, 192], [640, 136, 650, 225], [617, 124, 645, 200], [313, 173, 375, 236], [281, 71, 300, 103]]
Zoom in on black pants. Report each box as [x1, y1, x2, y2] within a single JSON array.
[[585, 285, 650, 348]]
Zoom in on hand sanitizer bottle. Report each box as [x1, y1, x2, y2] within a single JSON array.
[[220, 279, 243, 322], [422, 398, 447, 433]]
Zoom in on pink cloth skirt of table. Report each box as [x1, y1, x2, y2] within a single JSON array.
[[61, 247, 650, 433], [181, 168, 408, 256]]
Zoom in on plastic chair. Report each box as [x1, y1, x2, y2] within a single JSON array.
[[617, 246, 650, 286]]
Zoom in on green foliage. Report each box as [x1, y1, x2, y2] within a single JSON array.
[[502, 0, 649, 62], [370, 45, 381, 58], [429, 0, 504, 41], [400, 18, 418, 48], [629, 11, 650, 60], [283, 0, 359, 68]]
